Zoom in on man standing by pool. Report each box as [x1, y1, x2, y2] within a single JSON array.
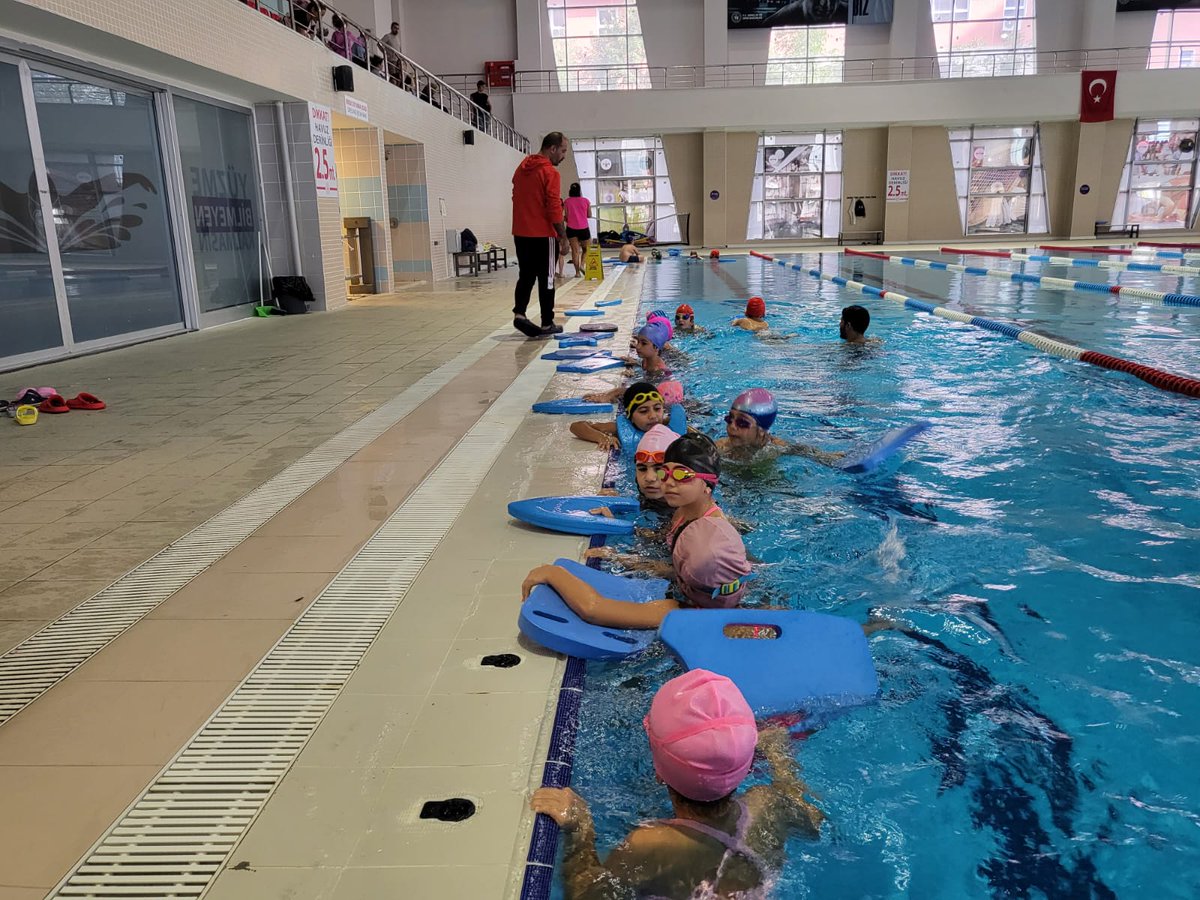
[[512, 132, 569, 337]]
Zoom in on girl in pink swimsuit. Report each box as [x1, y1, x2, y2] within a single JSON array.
[[531, 670, 824, 899]]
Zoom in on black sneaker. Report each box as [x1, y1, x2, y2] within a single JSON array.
[[513, 316, 543, 338], [540, 323, 564, 335]]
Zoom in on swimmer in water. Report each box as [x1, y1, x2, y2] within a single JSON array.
[[674, 303, 701, 334], [620, 242, 642, 263], [583, 321, 672, 404], [715, 388, 844, 465], [530, 670, 823, 900], [840, 304, 881, 345], [732, 297, 769, 333], [570, 382, 666, 451]]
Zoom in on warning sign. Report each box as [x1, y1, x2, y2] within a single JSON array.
[[886, 170, 910, 203], [308, 103, 338, 198], [584, 244, 604, 281]]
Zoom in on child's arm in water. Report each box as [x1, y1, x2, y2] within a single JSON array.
[[529, 788, 638, 900], [570, 420, 620, 451], [745, 727, 825, 840], [775, 436, 845, 466], [582, 386, 623, 404], [522, 564, 679, 629], [583, 546, 674, 578]]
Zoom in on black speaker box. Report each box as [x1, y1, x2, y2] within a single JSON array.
[[463, 130, 475, 145], [332, 65, 354, 92]]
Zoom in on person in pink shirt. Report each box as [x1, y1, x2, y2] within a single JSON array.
[[564, 182, 591, 277]]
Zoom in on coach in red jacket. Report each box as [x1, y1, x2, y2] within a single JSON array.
[[511, 131, 570, 337]]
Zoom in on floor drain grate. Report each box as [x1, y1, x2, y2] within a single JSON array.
[[47, 275, 625, 899], [420, 798, 477, 822]]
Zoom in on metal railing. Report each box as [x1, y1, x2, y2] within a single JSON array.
[[234, 0, 530, 153], [441, 44, 1200, 94]]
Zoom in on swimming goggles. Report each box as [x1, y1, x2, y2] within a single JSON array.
[[724, 413, 756, 430], [657, 465, 718, 485], [625, 391, 663, 416], [634, 449, 666, 464], [702, 571, 757, 600], [675, 313, 694, 321]]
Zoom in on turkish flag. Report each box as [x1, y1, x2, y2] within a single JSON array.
[[1080, 70, 1117, 123]]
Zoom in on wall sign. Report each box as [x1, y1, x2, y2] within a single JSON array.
[[885, 169, 910, 202], [309, 103, 338, 198], [710, 190, 720, 200], [344, 96, 369, 123], [1079, 184, 1091, 195]]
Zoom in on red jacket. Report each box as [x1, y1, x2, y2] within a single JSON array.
[[512, 154, 563, 238]]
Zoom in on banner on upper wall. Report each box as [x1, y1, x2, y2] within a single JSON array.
[[727, 0, 892, 29], [1080, 70, 1117, 123], [1116, 1, 1200, 12]]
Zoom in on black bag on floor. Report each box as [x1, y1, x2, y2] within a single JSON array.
[[271, 276, 314, 315], [460, 228, 478, 253]]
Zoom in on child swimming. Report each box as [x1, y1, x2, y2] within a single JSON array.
[[715, 388, 844, 465], [674, 304, 696, 333], [571, 382, 666, 451], [732, 297, 769, 333], [583, 321, 672, 404], [530, 669, 824, 900]]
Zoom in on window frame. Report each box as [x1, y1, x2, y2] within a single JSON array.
[[949, 124, 1048, 237], [747, 132, 843, 241]]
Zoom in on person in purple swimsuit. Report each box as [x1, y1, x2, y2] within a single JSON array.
[[530, 669, 824, 899]]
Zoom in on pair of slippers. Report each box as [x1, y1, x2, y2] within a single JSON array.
[[6, 387, 106, 424]]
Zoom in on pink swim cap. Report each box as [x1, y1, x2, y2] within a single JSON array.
[[637, 423, 679, 457], [671, 516, 752, 609], [644, 669, 757, 802], [658, 380, 684, 406], [647, 314, 674, 342]]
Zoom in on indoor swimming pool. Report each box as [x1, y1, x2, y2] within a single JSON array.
[[542, 253, 1200, 900]]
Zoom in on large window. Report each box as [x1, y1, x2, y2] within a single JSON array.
[[747, 133, 842, 241], [949, 125, 1047, 236], [1148, 10, 1200, 70], [1112, 119, 1199, 232], [547, 0, 649, 91], [572, 137, 680, 242], [766, 26, 846, 85], [931, 0, 1036, 78]]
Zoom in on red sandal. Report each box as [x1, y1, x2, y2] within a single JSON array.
[[65, 392, 106, 410], [38, 394, 70, 414]]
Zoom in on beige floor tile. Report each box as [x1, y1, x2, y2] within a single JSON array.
[[455, 592, 526, 641], [232, 767, 388, 868], [0, 679, 236, 766], [0, 886, 47, 899], [0, 499, 89, 526], [148, 571, 326, 620], [429, 638, 561, 695], [0, 619, 44, 655], [344, 638, 453, 696], [18, 518, 122, 552], [204, 866, 340, 900], [349, 764, 528, 868], [74, 618, 289, 682], [394, 691, 552, 768], [331, 866, 510, 900], [385, 589, 478, 640], [297, 692, 425, 769], [26, 545, 163, 582], [0, 765, 160, 890], [68, 496, 165, 523], [0, 466, 38, 487], [81, 520, 185, 550], [0, 577, 112, 622], [217, 535, 354, 575]]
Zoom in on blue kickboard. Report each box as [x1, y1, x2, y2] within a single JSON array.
[[558, 330, 614, 343], [616, 406, 687, 456], [596, 298, 623, 307], [557, 356, 625, 374], [580, 323, 619, 333], [532, 398, 613, 415], [507, 495, 638, 536], [565, 309, 605, 317], [519, 558, 668, 659], [541, 348, 612, 361], [558, 336, 599, 348], [837, 421, 931, 473], [659, 609, 879, 717]]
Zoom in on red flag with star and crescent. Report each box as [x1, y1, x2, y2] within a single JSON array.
[[1080, 70, 1117, 123]]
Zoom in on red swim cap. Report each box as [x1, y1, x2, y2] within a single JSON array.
[[676, 304, 694, 316], [746, 296, 766, 318], [710, 249, 720, 259]]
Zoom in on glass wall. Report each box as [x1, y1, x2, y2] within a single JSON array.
[[949, 125, 1047, 236], [547, 0, 650, 91], [1148, 10, 1200, 70], [571, 137, 679, 242], [31, 69, 183, 344], [173, 96, 260, 313], [0, 62, 63, 360], [1112, 119, 1199, 231], [930, 0, 1036, 78], [747, 133, 843, 241], [766, 26, 846, 85]]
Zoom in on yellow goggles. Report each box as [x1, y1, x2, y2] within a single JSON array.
[[625, 391, 663, 417]]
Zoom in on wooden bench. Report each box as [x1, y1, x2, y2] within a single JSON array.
[[1094, 223, 1139, 239], [484, 247, 508, 269], [453, 247, 509, 277], [838, 230, 883, 246], [452, 251, 481, 277]]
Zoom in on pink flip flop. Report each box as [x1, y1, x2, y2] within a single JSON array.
[[65, 392, 106, 411], [18, 387, 56, 399]]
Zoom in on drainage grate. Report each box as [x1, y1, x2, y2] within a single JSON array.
[[48, 274, 624, 899], [0, 328, 511, 728]]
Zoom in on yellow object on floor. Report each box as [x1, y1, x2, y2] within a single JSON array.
[[584, 244, 604, 281], [14, 404, 38, 425]]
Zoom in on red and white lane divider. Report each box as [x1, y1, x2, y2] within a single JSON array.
[[940, 246, 1200, 278], [748, 249, 1200, 400]]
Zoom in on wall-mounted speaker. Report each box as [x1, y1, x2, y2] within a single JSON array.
[[332, 65, 354, 92], [463, 130, 475, 145]]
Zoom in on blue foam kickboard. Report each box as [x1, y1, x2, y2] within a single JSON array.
[[519, 558, 668, 659], [541, 348, 612, 361], [507, 495, 638, 536], [557, 330, 614, 343], [837, 421, 931, 473], [564, 309, 605, 317], [596, 298, 623, 307], [557, 336, 599, 348], [616, 406, 687, 457], [659, 609, 879, 717], [557, 356, 625, 373], [531, 398, 613, 415]]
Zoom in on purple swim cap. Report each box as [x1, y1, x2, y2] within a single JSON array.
[[637, 320, 671, 350], [647, 314, 675, 342], [731, 388, 777, 431]]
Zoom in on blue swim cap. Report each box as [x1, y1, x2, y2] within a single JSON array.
[[637, 320, 671, 351], [731, 388, 777, 431], [648, 309, 669, 321]]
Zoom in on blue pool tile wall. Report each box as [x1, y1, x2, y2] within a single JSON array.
[[333, 127, 392, 293], [386, 142, 433, 282]]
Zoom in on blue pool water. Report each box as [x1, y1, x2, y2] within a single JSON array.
[[550, 254, 1200, 900]]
